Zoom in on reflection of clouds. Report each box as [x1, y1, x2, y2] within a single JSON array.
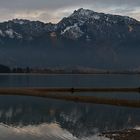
[[134, 126, 140, 130], [5, 108, 13, 119], [0, 107, 22, 120], [0, 123, 108, 140], [60, 108, 82, 124], [0, 111, 2, 118], [14, 107, 22, 115]]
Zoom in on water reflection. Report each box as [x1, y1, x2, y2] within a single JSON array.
[[73, 92, 140, 100], [0, 123, 110, 140], [0, 95, 139, 140], [0, 74, 140, 87]]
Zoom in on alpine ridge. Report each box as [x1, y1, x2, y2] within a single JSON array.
[[0, 8, 139, 42], [0, 8, 140, 70]]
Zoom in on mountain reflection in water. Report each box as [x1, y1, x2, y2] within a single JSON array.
[[0, 123, 109, 140], [0, 95, 139, 140]]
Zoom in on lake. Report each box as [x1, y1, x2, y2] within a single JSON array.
[[0, 74, 140, 88], [0, 74, 140, 140]]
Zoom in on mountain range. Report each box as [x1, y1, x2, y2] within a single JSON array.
[[0, 8, 140, 70]]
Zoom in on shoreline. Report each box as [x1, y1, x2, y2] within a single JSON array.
[[102, 129, 140, 140], [0, 87, 140, 92], [0, 72, 140, 75]]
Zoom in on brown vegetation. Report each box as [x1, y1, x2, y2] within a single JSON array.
[[102, 129, 140, 140], [0, 87, 140, 108]]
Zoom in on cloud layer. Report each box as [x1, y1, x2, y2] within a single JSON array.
[[0, 0, 140, 23]]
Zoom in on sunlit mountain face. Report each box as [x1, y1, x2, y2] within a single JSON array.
[[0, 8, 140, 69], [0, 95, 139, 140]]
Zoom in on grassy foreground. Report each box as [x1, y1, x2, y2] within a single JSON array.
[[0, 87, 139, 108]]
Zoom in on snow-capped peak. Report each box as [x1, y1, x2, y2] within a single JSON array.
[[69, 8, 101, 23], [0, 8, 139, 43], [70, 8, 138, 25], [72, 8, 94, 17]]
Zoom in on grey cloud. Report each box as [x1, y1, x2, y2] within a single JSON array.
[[0, 0, 140, 22], [0, 0, 140, 10]]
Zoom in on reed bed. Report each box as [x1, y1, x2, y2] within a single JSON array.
[[1, 87, 139, 93], [0, 87, 139, 108]]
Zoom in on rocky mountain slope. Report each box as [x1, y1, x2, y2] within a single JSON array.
[[0, 8, 140, 69], [0, 8, 140, 44]]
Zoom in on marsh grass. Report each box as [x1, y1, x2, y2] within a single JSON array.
[[0, 87, 140, 108]]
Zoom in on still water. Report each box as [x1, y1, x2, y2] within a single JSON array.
[[0, 74, 140, 87], [0, 74, 139, 140]]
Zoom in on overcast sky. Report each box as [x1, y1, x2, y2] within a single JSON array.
[[0, 0, 140, 23]]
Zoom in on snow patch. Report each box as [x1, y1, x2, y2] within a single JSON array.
[[86, 35, 91, 41], [5, 29, 22, 39], [93, 15, 100, 20], [15, 32, 23, 39], [71, 8, 101, 21], [77, 8, 92, 16], [5, 29, 14, 38], [0, 30, 5, 37], [71, 8, 90, 17], [61, 24, 84, 39], [61, 26, 72, 34]]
